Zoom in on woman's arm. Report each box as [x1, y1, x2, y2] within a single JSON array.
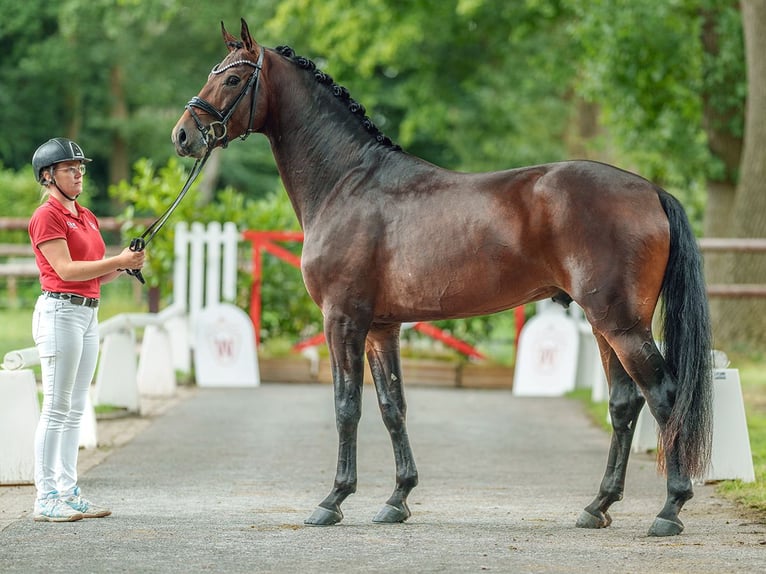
[[38, 239, 145, 282]]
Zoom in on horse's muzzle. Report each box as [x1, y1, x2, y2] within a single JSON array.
[[171, 117, 206, 158]]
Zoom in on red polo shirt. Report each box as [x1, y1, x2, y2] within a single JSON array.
[[28, 198, 106, 299]]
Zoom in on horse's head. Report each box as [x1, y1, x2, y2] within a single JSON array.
[[172, 19, 266, 158]]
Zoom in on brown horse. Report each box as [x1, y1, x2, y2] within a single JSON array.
[[172, 19, 713, 537]]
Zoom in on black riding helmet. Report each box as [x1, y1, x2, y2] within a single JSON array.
[[32, 137, 92, 184]]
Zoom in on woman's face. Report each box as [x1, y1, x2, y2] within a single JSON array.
[[50, 160, 86, 197]]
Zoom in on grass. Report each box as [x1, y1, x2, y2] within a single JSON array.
[[716, 354, 766, 515], [569, 352, 766, 518], [1, 281, 147, 355]]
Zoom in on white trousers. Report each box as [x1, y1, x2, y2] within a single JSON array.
[[33, 295, 99, 499]]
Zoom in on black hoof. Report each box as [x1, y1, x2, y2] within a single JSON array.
[[372, 503, 410, 524], [575, 509, 612, 529], [647, 516, 684, 537], [304, 505, 343, 526]]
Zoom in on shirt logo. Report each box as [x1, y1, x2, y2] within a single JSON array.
[[67, 221, 78, 229], [89, 222, 98, 231]]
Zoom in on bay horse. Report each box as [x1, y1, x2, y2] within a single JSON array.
[[172, 19, 713, 537]]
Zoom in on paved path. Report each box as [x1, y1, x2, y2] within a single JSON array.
[[1, 384, 764, 573]]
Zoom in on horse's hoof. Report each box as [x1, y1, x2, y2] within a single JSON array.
[[372, 503, 410, 524], [647, 516, 684, 537], [304, 506, 343, 526], [575, 509, 612, 529]]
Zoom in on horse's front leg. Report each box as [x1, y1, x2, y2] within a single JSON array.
[[304, 312, 368, 526], [366, 324, 418, 523]]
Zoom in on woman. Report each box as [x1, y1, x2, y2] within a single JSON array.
[[29, 137, 146, 522]]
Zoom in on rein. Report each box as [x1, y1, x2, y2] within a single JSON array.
[[126, 48, 265, 284], [125, 153, 211, 284]]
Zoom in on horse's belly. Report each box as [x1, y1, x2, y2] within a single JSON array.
[[374, 261, 555, 322]]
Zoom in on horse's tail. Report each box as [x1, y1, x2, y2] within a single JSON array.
[[656, 189, 713, 479]]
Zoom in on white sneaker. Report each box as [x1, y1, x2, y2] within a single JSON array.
[[34, 492, 84, 522], [63, 486, 112, 518]]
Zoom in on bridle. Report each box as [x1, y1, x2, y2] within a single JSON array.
[[186, 46, 266, 149], [125, 48, 265, 284]]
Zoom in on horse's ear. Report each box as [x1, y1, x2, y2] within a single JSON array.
[[240, 18, 258, 54], [221, 21, 239, 53]]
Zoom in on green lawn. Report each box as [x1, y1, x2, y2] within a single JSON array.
[[717, 354, 766, 514], [1, 280, 147, 370]]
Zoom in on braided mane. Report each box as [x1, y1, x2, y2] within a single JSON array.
[[275, 46, 401, 151]]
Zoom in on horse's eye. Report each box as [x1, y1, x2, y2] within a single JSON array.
[[225, 75, 241, 87]]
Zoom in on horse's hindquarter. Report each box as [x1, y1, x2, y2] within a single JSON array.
[[534, 161, 671, 326]]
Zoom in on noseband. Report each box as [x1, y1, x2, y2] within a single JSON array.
[[186, 47, 265, 149]]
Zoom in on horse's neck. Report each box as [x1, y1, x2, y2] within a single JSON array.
[[262, 69, 387, 227]]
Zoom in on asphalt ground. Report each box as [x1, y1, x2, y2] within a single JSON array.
[[1, 383, 764, 573]]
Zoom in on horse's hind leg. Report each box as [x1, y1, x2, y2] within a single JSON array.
[[577, 334, 645, 530], [366, 324, 418, 523], [583, 329, 694, 536], [612, 333, 695, 536]]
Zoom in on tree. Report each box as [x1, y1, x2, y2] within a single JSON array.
[[711, 0, 766, 349], [1, 0, 762, 349]]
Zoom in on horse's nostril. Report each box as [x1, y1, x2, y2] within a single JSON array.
[[178, 128, 187, 145]]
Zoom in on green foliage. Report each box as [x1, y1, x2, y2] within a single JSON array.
[[0, 0, 751, 348], [267, 0, 575, 170], [568, 0, 710, 189], [109, 158, 197, 291], [0, 164, 44, 241]]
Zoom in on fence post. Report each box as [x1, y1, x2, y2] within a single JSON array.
[[222, 222, 239, 303], [205, 221, 222, 308], [173, 221, 189, 313]]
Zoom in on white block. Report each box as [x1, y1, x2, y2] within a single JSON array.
[[630, 369, 755, 483], [576, 322, 607, 392], [632, 407, 658, 453], [78, 391, 98, 449], [93, 330, 140, 413], [194, 303, 260, 387], [137, 324, 177, 397], [0, 369, 39, 484], [165, 314, 191, 375], [705, 369, 755, 482], [513, 307, 579, 397]]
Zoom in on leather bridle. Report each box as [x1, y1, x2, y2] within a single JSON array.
[[186, 47, 266, 149]]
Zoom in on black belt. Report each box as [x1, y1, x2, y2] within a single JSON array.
[[42, 291, 99, 308]]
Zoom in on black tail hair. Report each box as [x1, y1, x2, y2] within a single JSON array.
[[657, 189, 713, 479]]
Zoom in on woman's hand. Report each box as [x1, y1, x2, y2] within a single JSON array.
[[117, 246, 146, 270]]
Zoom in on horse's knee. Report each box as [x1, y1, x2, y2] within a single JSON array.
[[336, 402, 361, 434]]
